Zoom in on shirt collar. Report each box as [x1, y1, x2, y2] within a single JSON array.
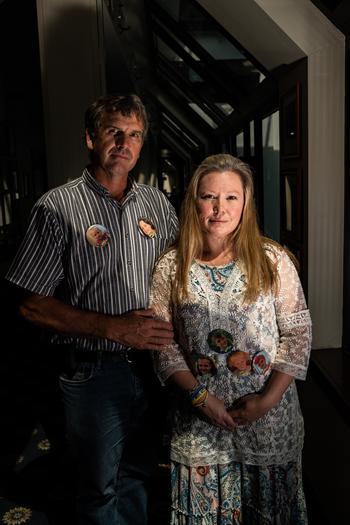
[[82, 168, 139, 202]]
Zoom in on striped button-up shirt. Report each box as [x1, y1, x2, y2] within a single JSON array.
[[6, 169, 178, 351]]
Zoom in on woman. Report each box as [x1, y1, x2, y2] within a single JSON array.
[[151, 154, 311, 524]]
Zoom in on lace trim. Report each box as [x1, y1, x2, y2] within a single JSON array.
[[170, 441, 304, 468], [272, 361, 308, 381], [277, 309, 311, 330]]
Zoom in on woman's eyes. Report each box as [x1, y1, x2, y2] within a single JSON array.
[[200, 194, 238, 201], [200, 194, 216, 200]]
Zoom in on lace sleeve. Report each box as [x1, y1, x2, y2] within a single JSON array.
[[150, 251, 190, 384], [272, 249, 312, 380]]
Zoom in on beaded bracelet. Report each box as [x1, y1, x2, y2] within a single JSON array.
[[188, 383, 209, 408]]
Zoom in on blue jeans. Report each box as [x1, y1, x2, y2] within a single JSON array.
[[59, 351, 156, 525]]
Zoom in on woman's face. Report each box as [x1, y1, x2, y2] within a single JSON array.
[[196, 170, 244, 241]]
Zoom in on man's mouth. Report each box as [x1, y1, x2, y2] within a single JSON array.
[[110, 150, 130, 160]]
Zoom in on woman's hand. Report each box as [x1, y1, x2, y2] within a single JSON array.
[[227, 393, 272, 426], [228, 371, 294, 426], [197, 393, 236, 430]]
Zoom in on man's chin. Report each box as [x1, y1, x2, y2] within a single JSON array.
[[104, 160, 133, 176]]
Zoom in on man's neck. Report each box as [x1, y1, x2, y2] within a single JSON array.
[[91, 165, 129, 201]]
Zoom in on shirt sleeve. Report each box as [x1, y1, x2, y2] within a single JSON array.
[[5, 198, 65, 296], [272, 249, 312, 380], [167, 203, 179, 245], [150, 251, 190, 384]]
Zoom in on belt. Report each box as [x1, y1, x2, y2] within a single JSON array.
[[73, 348, 148, 365]]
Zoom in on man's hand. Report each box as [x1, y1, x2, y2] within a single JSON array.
[[106, 308, 174, 350]]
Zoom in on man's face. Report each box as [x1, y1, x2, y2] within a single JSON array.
[[86, 111, 144, 177]]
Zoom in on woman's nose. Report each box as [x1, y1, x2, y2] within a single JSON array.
[[213, 199, 223, 214]]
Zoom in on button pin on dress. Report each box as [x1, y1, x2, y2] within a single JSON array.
[[193, 354, 217, 378], [207, 329, 233, 354], [226, 351, 251, 376], [138, 218, 157, 238], [252, 350, 271, 375], [86, 224, 110, 247]]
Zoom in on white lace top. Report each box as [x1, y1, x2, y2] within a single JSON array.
[[150, 246, 312, 467]]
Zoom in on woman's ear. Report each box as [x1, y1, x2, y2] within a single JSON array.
[[85, 129, 94, 150]]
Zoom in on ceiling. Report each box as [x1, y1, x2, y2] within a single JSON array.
[[104, 0, 346, 170]]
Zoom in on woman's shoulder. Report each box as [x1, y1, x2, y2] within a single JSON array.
[[154, 247, 178, 271], [263, 238, 298, 271], [263, 238, 284, 261]]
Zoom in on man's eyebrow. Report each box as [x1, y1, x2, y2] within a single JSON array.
[[102, 124, 143, 132]]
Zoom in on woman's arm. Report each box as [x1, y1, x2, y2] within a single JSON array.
[[272, 249, 312, 379], [229, 248, 311, 425], [150, 252, 235, 430], [228, 370, 293, 425], [150, 252, 191, 383]]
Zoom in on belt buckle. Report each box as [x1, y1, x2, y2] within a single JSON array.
[[125, 348, 134, 363]]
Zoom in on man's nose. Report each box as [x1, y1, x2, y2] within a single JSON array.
[[114, 131, 126, 146]]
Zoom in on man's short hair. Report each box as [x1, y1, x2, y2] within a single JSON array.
[[85, 94, 149, 140]]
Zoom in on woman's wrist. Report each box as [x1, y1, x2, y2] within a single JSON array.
[[260, 389, 280, 411], [188, 383, 209, 408], [261, 371, 294, 410]]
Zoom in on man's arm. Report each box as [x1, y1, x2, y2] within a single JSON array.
[[19, 291, 174, 351]]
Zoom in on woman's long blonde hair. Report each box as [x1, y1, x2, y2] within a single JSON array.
[[173, 154, 291, 303]]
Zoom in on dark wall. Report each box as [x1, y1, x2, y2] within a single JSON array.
[[343, 38, 350, 351], [278, 58, 308, 294], [0, 0, 46, 273]]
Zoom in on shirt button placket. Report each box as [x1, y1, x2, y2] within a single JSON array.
[[123, 219, 135, 299]]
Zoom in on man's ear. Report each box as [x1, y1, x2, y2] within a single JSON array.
[[85, 129, 94, 150]]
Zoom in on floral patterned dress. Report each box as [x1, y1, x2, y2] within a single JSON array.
[[151, 246, 312, 524]]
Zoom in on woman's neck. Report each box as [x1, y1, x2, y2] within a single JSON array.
[[197, 241, 235, 267]]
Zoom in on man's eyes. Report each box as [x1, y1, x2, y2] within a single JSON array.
[[129, 131, 143, 140], [106, 128, 143, 141]]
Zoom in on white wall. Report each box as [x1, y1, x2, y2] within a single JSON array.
[[255, 0, 345, 348]]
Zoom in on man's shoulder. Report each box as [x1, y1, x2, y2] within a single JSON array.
[[36, 176, 85, 206], [43, 176, 84, 196], [136, 183, 168, 201]]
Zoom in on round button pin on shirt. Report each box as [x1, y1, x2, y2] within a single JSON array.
[[86, 224, 110, 247], [138, 218, 157, 238]]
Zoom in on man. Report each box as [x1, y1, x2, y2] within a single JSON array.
[[6, 94, 178, 524]]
